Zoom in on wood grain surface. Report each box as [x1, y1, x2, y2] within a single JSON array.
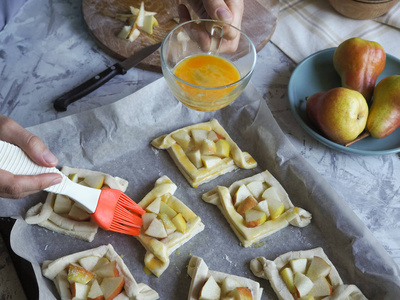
[[82, 0, 279, 72]]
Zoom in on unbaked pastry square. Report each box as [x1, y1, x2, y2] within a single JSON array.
[[187, 256, 263, 300], [202, 170, 312, 247], [151, 119, 257, 188], [42, 243, 159, 300], [135, 175, 205, 277], [250, 247, 368, 300], [25, 166, 128, 242]]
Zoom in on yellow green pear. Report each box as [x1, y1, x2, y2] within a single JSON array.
[[367, 75, 400, 138], [333, 37, 386, 103], [306, 87, 369, 144]]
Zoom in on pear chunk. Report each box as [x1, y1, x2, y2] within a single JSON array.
[[172, 213, 187, 233], [145, 218, 168, 239], [146, 197, 161, 214], [306, 256, 331, 281], [199, 276, 221, 300], [244, 209, 267, 228], [294, 272, 314, 297], [280, 267, 296, 293]]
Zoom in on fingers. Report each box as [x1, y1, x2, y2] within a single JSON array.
[[0, 169, 62, 199], [178, 4, 192, 23], [202, 0, 233, 23], [0, 115, 58, 167]]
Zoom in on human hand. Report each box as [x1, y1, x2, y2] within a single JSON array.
[[178, 0, 244, 52], [0, 115, 62, 199]]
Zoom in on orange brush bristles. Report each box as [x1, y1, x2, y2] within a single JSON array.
[[92, 189, 145, 236]]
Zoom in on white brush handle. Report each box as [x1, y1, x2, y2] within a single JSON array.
[[0, 140, 99, 213]]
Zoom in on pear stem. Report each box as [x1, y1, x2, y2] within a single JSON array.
[[345, 131, 370, 147]]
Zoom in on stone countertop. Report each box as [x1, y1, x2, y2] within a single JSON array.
[[0, 0, 399, 299]]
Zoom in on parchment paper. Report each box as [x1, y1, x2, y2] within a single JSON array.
[[1, 79, 399, 299]]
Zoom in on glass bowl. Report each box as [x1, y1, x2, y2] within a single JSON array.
[[161, 19, 256, 112]]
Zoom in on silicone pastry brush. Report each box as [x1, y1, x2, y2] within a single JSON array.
[[0, 140, 145, 236]]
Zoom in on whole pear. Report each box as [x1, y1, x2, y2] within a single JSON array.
[[367, 75, 400, 138], [306, 87, 369, 144], [333, 37, 386, 103]]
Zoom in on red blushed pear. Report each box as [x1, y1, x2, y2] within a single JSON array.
[[367, 75, 400, 138], [333, 37, 386, 103], [306, 87, 369, 144]]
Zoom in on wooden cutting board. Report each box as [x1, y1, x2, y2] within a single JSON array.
[[82, 0, 279, 72]]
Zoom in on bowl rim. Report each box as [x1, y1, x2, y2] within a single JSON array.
[[160, 19, 257, 90]]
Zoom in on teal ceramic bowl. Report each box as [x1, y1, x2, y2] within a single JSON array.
[[288, 48, 400, 155]]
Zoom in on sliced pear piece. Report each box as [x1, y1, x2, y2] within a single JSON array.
[[145, 197, 161, 214], [201, 156, 222, 168], [294, 272, 314, 297], [142, 213, 158, 231], [207, 130, 219, 142], [228, 287, 253, 300], [201, 139, 217, 156], [199, 276, 221, 300], [280, 267, 296, 294], [53, 194, 73, 214], [68, 204, 91, 221], [130, 6, 157, 16], [187, 149, 203, 168], [191, 129, 209, 145], [308, 276, 332, 297], [87, 279, 104, 300], [215, 139, 230, 158], [145, 218, 168, 238], [306, 256, 331, 281], [266, 190, 285, 220], [236, 195, 258, 215], [290, 258, 308, 274], [94, 260, 119, 278], [83, 174, 105, 189], [233, 184, 253, 207], [254, 200, 270, 218], [67, 263, 94, 284], [172, 130, 191, 151], [159, 201, 177, 219], [100, 276, 125, 300], [78, 255, 101, 272], [159, 212, 177, 234], [246, 181, 266, 200], [70, 282, 90, 299], [221, 276, 242, 296], [128, 28, 140, 42], [244, 209, 267, 228], [118, 25, 132, 39], [68, 173, 79, 182], [172, 213, 187, 233], [141, 15, 156, 34], [135, 1, 145, 27]]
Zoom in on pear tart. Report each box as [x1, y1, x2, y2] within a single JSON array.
[[250, 247, 368, 300], [42, 244, 159, 300], [151, 119, 257, 188], [187, 256, 263, 300], [136, 176, 205, 277], [202, 170, 312, 247], [25, 166, 128, 242]]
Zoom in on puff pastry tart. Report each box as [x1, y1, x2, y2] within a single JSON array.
[[250, 247, 368, 300], [151, 119, 257, 188], [202, 170, 312, 247], [42, 244, 159, 300], [25, 166, 128, 242], [135, 176, 205, 277], [187, 256, 263, 300]]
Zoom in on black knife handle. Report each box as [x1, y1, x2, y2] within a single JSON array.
[[53, 63, 127, 112]]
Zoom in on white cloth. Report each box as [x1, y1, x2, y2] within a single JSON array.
[[271, 0, 400, 63]]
